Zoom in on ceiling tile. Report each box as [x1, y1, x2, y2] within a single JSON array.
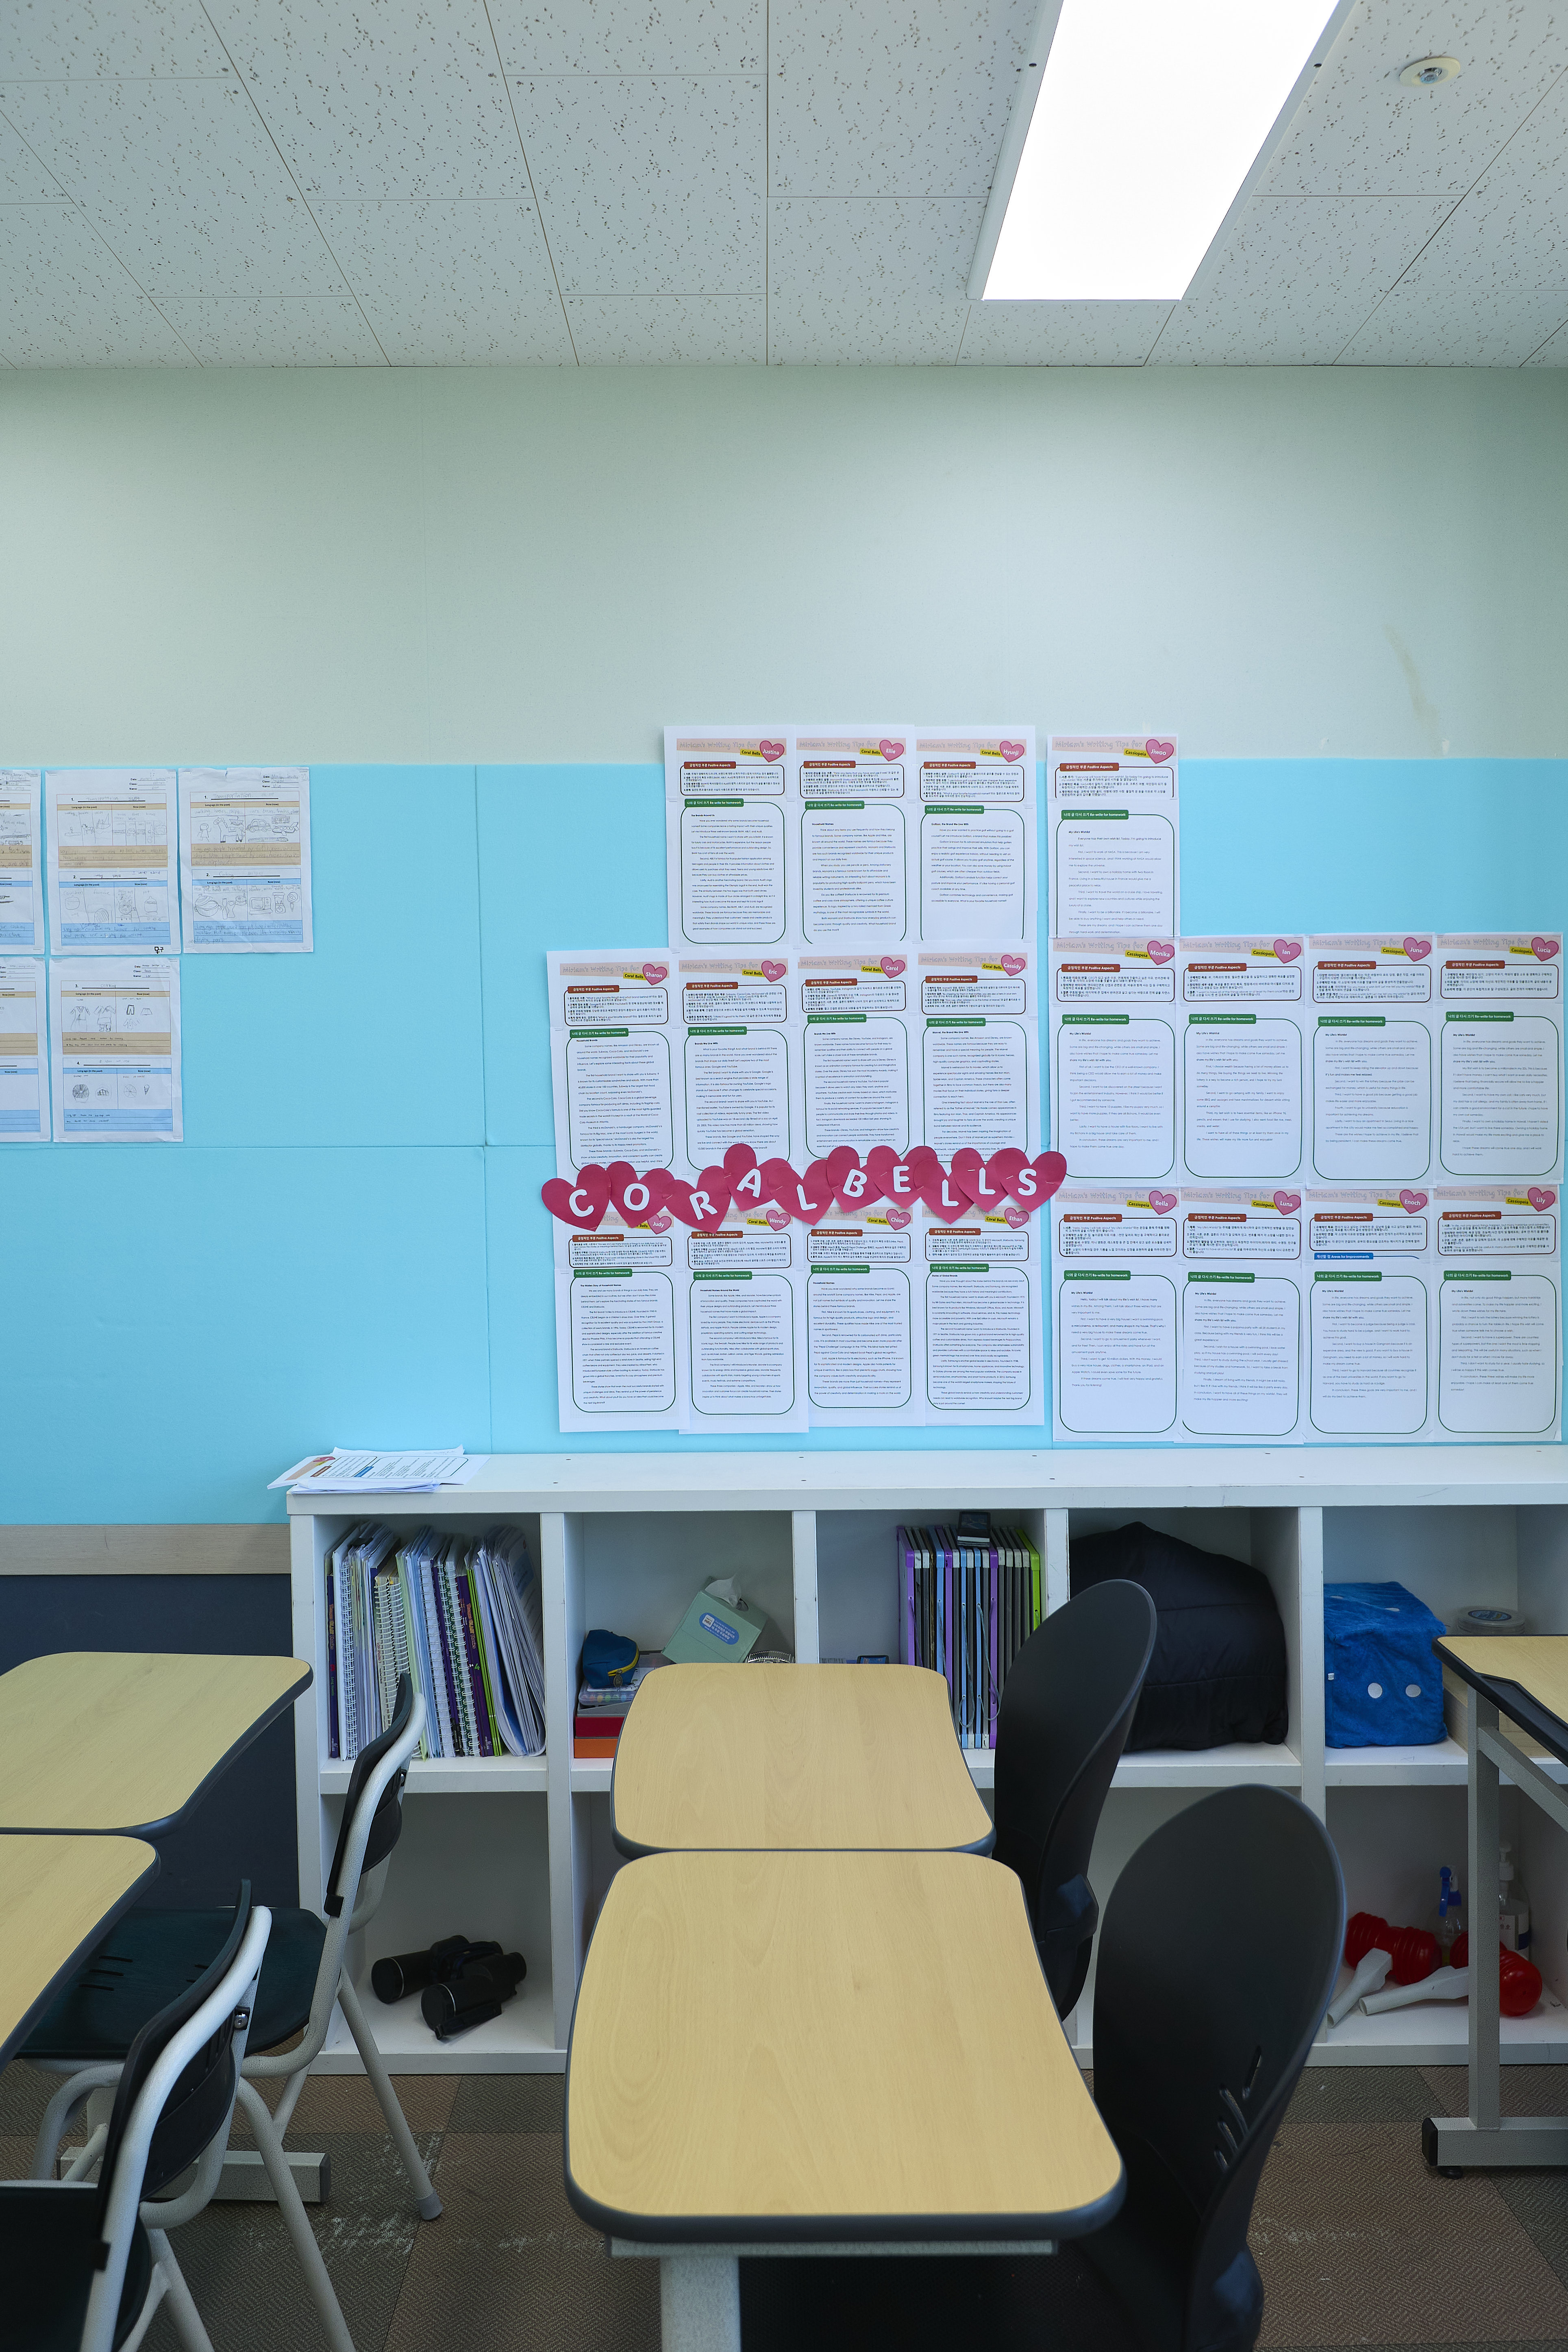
[[0, 0, 228, 78], [489, 0, 762, 74], [0, 113, 65, 197], [0, 78, 345, 294], [513, 74, 763, 293], [768, 197, 980, 363], [204, 0, 527, 198], [315, 198, 575, 361], [154, 296, 387, 363], [1152, 195, 1454, 362], [1389, 74, 1568, 294], [0, 203, 196, 362], [958, 300, 1170, 365], [1337, 276, 1568, 361], [770, 0, 1035, 199], [1525, 318, 1568, 360], [1265, 0, 1566, 195], [564, 291, 763, 358]]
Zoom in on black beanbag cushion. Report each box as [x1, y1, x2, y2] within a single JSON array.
[[1070, 1520, 1287, 1751]]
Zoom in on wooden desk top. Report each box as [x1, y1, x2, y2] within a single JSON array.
[[610, 1664, 993, 1856], [1438, 1636, 1568, 1763], [0, 1834, 159, 2067], [565, 1850, 1122, 2243], [0, 1652, 312, 1835]]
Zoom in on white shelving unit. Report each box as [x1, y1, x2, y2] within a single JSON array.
[[287, 1446, 1568, 2075]]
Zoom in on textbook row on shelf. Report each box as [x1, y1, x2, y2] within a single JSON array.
[[897, 1520, 1044, 1750], [325, 1520, 546, 1761]]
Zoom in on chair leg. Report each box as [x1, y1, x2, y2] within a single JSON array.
[[235, 2078, 357, 2352], [337, 1975, 443, 2220], [114, 2256, 170, 2352], [143, 2232, 215, 2352]]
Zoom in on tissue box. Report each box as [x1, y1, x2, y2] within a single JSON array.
[[665, 1589, 764, 1665]]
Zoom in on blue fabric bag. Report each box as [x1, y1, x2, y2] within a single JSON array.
[[1324, 1580, 1446, 1746]]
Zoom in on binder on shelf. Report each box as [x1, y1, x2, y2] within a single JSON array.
[[894, 1519, 1042, 1750]]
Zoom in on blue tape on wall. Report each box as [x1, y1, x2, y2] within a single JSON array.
[[1, 759, 1561, 1521]]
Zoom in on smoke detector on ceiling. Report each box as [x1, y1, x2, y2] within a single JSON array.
[[1398, 55, 1461, 86]]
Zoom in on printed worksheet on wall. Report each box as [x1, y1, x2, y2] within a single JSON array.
[[1177, 1189, 1305, 1442], [554, 1213, 687, 1433], [924, 1204, 1044, 1428], [0, 772, 41, 950], [1178, 937, 1307, 1185], [916, 948, 1039, 1164], [1047, 735, 1178, 940], [1305, 1186, 1433, 1441], [0, 958, 47, 1143], [1050, 937, 1179, 1183], [796, 730, 913, 949], [676, 953, 801, 1178], [686, 1210, 808, 1433], [548, 952, 682, 1181], [1435, 933, 1562, 1184], [1309, 935, 1437, 1187], [46, 770, 178, 955], [805, 1203, 926, 1426], [665, 729, 794, 952], [911, 730, 1036, 947], [179, 768, 313, 952], [50, 958, 182, 1142], [798, 952, 916, 1163], [1433, 1184, 1561, 1441], [1051, 1187, 1179, 1443]]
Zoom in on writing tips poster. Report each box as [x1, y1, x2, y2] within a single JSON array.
[[1050, 937, 1178, 1185], [1433, 1183, 1560, 1440], [1177, 937, 1307, 1185], [1435, 934, 1561, 1185], [1048, 735, 1178, 941], [0, 772, 41, 950], [1304, 1186, 1433, 1441], [665, 729, 793, 953], [1050, 1187, 1179, 1443], [1177, 1188, 1305, 1443]]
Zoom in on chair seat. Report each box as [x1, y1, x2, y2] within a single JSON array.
[[737, 2244, 1142, 2352], [21, 1906, 327, 2062], [0, 2182, 152, 2351]]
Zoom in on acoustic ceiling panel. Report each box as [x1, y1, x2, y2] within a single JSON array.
[[0, 0, 228, 79], [564, 290, 766, 359], [154, 293, 387, 365], [0, 200, 195, 362], [768, 196, 981, 362], [487, 0, 763, 75], [316, 196, 576, 362], [1340, 275, 1568, 360]]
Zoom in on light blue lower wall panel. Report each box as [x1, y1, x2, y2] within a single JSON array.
[[0, 1146, 491, 1522]]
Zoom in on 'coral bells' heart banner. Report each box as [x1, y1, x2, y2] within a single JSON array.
[[541, 1145, 1067, 1229]]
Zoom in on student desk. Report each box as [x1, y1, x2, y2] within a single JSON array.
[[0, 1652, 311, 1837], [1427, 1635, 1568, 2171], [565, 1850, 1122, 2352], [610, 1663, 993, 1856], [0, 1834, 159, 2067]]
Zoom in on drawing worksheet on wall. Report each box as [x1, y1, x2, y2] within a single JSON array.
[[0, 772, 41, 950], [50, 958, 182, 1142], [179, 768, 313, 952], [0, 958, 47, 1142], [46, 770, 178, 955]]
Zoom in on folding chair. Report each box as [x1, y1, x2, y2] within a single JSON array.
[[4, 1882, 265, 2352]]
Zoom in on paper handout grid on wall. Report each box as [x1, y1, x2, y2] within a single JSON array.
[[0, 766, 313, 1146]]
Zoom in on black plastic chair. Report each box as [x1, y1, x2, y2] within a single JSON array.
[[991, 1578, 1157, 2016], [1, 1882, 265, 2352], [739, 1786, 1344, 2352]]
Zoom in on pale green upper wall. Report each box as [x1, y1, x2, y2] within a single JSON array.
[[3, 363, 1564, 763]]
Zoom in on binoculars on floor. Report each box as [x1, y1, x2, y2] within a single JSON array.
[[371, 1934, 528, 2040]]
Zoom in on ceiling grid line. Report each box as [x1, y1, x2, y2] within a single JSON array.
[[483, 0, 579, 364]]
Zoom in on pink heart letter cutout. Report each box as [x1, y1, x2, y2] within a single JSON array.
[[724, 1142, 767, 1212], [1529, 1187, 1557, 1213], [1146, 940, 1174, 966], [1273, 1190, 1301, 1216], [920, 1169, 973, 1225], [661, 1166, 731, 1232], [1144, 738, 1175, 764], [760, 959, 787, 983], [883, 1204, 912, 1230], [1274, 938, 1302, 964], [1148, 1190, 1178, 1217], [866, 1143, 939, 1207], [1399, 1189, 1428, 1214], [1533, 936, 1560, 962], [542, 1166, 610, 1232], [1000, 953, 1026, 977], [993, 1149, 1066, 1213], [878, 738, 905, 761], [647, 1208, 673, 1234], [1002, 1202, 1030, 1229], [642, 962, 668, 986], [950, 1146, 1014, 1211], [757, 738, 785, 765], [761, 1155, 833, 1224], [764, 1203, 790, 1230], [607, 1160, 660, 1225], [1402, 936, 1431, 962], [880, 955, 906, 979], [826, 1144, 874, 1211], [998, 739, 1026, 765]]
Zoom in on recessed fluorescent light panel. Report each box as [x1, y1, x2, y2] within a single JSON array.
[[974, 0, 1341, 302]]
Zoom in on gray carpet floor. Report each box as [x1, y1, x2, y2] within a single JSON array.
[[4, 2060, 1568, 2349]]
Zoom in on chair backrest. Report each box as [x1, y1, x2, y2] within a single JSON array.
[[991, 1580, 1157, 2015], [323, 1670, 413, 1918], [1092, 1786, 1344, 2352]]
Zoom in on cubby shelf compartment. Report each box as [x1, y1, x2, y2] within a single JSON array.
[[285, 1446, 1568, 2075]]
